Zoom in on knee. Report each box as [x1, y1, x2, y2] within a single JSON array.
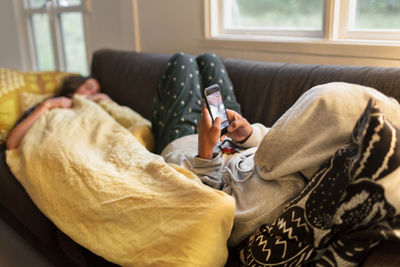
[[196, 52, 221, 67], [169, 52, 195, 66], [197, 52, 218, 60]]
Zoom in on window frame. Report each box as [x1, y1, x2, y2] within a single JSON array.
[[17, 0, 91, 73], [204, 0, 400, 66], [338, 0, 400, 41], [209, 0, 400, 42]]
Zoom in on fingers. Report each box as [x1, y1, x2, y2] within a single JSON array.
[[200, 106, 222, 139], [213, 117, 222, 134], [198, 111, 222, 159], [46, 97, 72, 109], [57, 97, 72, 108], [228, 118, 246, 133], [226, 109, 240, 121], [201, 106, 212, 126], [63, 98, 73, 108]]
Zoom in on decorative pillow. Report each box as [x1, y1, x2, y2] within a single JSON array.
[[240, 99, 400, 266], [18, 91, 52, 113], [0, 68, 74, 143]]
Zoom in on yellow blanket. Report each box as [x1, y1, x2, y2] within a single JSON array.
[[6, 96, 235, 267]]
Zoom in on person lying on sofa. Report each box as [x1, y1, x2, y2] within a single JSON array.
[[6, 76, 112, 150], [152, 52, 305, 247], [153, 53, 400, 265]]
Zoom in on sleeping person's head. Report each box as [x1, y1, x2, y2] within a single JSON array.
[[57, 75, 100, 98]]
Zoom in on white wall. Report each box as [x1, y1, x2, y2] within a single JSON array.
[[0, 0, 25, 69], [136, 0, 204, 55], [135, 0, 400, 67], [1, 0, 399, 70], [86, 0, 137, 59]]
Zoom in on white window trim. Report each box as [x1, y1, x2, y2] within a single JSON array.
[[16, 0, 91, 72], [338, 0, 400, 41], [203, 0, 400, 63]]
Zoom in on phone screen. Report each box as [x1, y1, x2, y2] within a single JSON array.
[[204, 85, 230, 132]]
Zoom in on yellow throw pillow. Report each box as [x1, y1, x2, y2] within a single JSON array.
[[18, 91, 52, 114], [0, 68, 73, 143]]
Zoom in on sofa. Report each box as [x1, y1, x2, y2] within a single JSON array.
[[1, 48, 400, 266]]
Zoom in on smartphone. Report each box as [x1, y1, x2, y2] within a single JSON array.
[[203, 84, 230, 135]]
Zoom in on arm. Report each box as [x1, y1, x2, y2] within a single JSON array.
[[224, 109, 253, 142], [6, 97, 72, 150], [191, 154, 224, 190], [198, 105, 222, 159], [238, 123, 270, 148], [225, 109, 269, 148]]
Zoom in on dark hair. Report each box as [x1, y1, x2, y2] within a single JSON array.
[[55, 75, 93, 98]]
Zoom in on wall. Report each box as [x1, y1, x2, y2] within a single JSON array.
[[0, 0, 25, 69], [0, 0, 136, 71], [135, 0, 400, 68], [1, 0, 400, 70], [136, 0, 204, 55], [86, 0, 137, 60]]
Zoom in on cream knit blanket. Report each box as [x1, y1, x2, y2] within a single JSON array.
[[6, 95, 235, 267]]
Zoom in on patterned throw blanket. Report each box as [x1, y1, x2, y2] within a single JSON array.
[[6, 96, 235, 267], [240, 99, 400, 266]]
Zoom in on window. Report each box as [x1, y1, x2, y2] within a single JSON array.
[[20, 0, 90, 75], [220, 0, 324, 38], [209, 0, 400, 42], [339, 0, 400, 40]]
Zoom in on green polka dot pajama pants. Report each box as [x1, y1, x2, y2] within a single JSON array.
[[152, 52, 241, 154]]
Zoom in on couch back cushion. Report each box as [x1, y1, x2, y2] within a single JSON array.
[[224, 59, 400, 127], [91, 50, 400, 127], [91, 50, 170, 121]]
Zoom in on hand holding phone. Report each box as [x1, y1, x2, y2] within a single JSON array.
[[203, 84, 230, 135], [225, 109, 253, 142], [198, 105, 221, 159]]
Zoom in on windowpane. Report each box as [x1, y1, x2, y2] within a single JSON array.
[[31, 14, 55, 70], [57, 0, 82, 7], [226, 0, 323, 30], [354, 0, 400, 30], [60, 12, 88, 75], [28, 0, 46, 8]]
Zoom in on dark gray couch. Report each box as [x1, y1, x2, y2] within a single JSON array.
[[1, 49, 399, 266]]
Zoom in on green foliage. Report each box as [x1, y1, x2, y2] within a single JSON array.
[[233, 0, 323, 28], [32, 14, 55, 71], [232, 0, 400, 30], [355, 0, 400, 29], [61, 12, 88, 75], [357, 0, 400, 13], [236, 0, 322, 16]]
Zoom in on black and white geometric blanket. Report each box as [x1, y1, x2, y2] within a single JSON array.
[[240, 100, 400, 266]]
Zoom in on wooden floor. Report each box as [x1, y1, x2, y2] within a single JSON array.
[[0, 218, 53, 267]]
